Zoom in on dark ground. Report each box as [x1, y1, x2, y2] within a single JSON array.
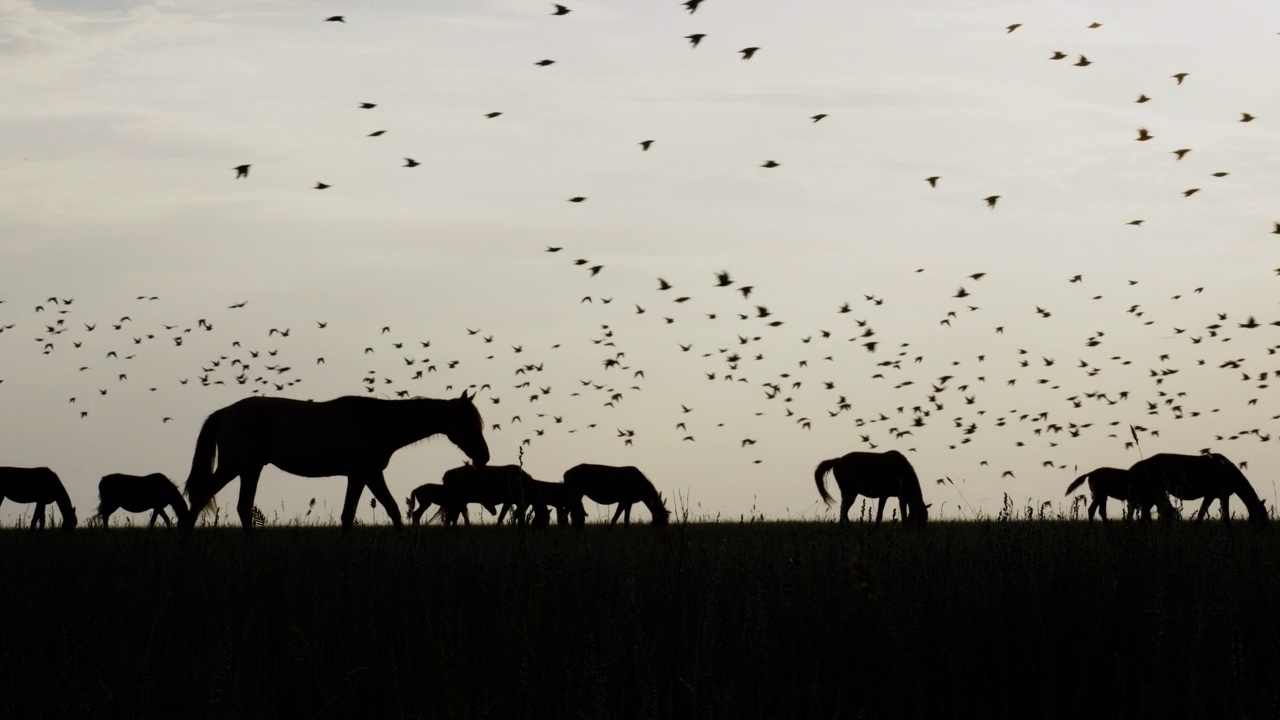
[[1, 521, 1277, 719]]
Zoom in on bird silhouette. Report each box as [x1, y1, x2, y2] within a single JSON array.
[[404, 158, 420, 167], [925, 176, 940, 187], [1074, 55, 1091, 67], [552, 4, 570, 15], [640, 140, 654, 151], [1049, 51, 1067, 60], [685, 34, 705, 48], [1240, 112, 1256, 122], [535, 59, 556, 67], [325, 16, 345, 23], [1006, 23, 1021, 33], [1172, 72, 1189, 85], [811, 114, 828, 123], [233, 164, 251, 178], [358, 102, 376, 109], [761, 160, 780, 168], [984, 195, 1000, 209], [739, 47, 759, 60], [314, 182, 330, 189]]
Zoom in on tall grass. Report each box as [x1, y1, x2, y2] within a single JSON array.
[[1, 521, 1276, 719]]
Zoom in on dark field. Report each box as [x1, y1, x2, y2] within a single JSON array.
[[2, 521, 1278, 720]]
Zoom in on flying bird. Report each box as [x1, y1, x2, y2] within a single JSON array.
[[1006, 23, 1021, 33], [552, 4, 570, 15], [485, 112, 503, 119], [1136, 94, 1150, 103], [568, 196, 587, 203], [761, 160, 780, 168], [1087, 22, 1102, 28], [811, 114, 827, 123], [683, 0, 704, 13], [404, 158, 420, 167], [535, 59, 556, 66], [1172, 148, 1191, 160], [1182, 188, 1200, 197], [1049, 51, 1067, 60], [233, 164, 251, 178], [367, 130, 386, 137], [358, 102, 376, 109], [685, 33, 705, 48], [1240, 112, 1256, 122], [1074, 55, 1091, 67], [739, 47, 759, 60], [1136, 128, 1153, 141], [314, 182, 330, 189], [640, 140, 654, 151], [984, 195, 1000, 209], [325, 16, 345, 23], [1172, 73, 1188, 85], [925, 176, 940, 188]]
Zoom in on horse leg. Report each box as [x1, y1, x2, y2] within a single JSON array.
[[157, 508, 173, 527], [340, 477, 365, 530], [839, 495, 854, 524], [1219, 494, 1231, 523], [610, 504, 626, 526], [31, 502, 47, 530], [1097, 499, 1109, 524], [497, 503, 510, 525], [1195, 497, 1213, 523], [99, 504, 117, 528], [360, 472, 402, 529], [874, 497, 888, 528], [624, 504, 633, 526], [236, 466, 263, 532]]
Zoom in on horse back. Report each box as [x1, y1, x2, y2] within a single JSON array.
[[0, 467, 64, 503]]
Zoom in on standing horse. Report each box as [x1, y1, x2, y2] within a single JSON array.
[[182, 392, 488, 532], [1129, 453, 1268, 524], [1064, 467, 1172, 523], [562, 464, 669, 526], [813, 450, 929, 527], [408, 483, 496, 526], [0, 467, 78, 531], [98, 473, 190, 528]]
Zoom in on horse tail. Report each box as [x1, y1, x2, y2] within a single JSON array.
[[1065, 473, 1089, 497], [184, 409, 222, 512], [814, 458, 840, 506]]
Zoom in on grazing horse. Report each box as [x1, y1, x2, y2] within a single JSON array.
[[1064, 467, 1171, 523], [182, 392, 488, 533], [813, 450, 929, 527], [98, 473, 190, 528], [1129, 453, 1268, 524], [0, 467, 78, 531], [440, 464, 541, 526], [562, 464, 669, 526], [408, 483, 496, 526], [522, 479, 583, 528]]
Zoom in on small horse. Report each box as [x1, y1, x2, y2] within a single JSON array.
[[407, 483, 495, 526], [1064, 467, 1172, 523], [562, 464, 669, 526], [813, 450, 929, 527], [1129, 453, 1267, 524], [520, 479, 582, 528], [98, 473, 190, 528], [441, 464, 540, 526], [0, 467, 78, 531], [182, 392, 489, 533]]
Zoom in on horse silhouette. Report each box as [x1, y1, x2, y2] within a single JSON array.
[[1064, 466, 1172, 522], [520, 478, 582, 527], [440, 464, 543, 526], [1129, 453, 1267, 524], [181, 392, 488, 532], [813, 450, 929, 527], [0, 467, 77, 531], [98, 473, 190, 528], [562, 464, 670, 526], [408, 482, 496, 526]]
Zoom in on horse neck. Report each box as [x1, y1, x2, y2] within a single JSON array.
[[1227, 472, 1265, 513], [384, 398, 454, 446], [50, 482, 75, 524]]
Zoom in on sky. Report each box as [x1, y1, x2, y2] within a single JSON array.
[[2, 0, 1279, 526]]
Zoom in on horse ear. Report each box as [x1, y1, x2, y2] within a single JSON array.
[[458, 389, 471, 402]]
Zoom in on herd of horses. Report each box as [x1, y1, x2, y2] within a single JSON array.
[[0, 394, 1269, 531]]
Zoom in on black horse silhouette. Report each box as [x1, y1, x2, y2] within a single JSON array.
[[408, 482, 496, 526], [98, 473, 190, 528], [0, 467, 78, 531], [1064, 466, 1172, 522], [814, 450, 929, 526], [439, 464, 543, 526], [1129, 453, 1267, 524], [182, 392, 488, 532], [562, 464, 669, 526], [520, 478, 582, 527]]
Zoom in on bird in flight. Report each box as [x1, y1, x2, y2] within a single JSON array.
[[552, 4, 570, 15], [685, 34, 705, 48], [568, 196, 587, 203], [1049, 51, 1067, 60], [1006, 23, 1021, 33], [367, 130, 386, 137], [1074, 55, 1092, 67], [1087, 22, 1102, 28], [640, 140, 654, 151], [739, 47, 759, 60], [325, 16, 345, 23], [233, 164, 250, 178], [314, 182, 330, 189], [358, 102, 376, 109], [404, 158, 420, 167], [1136, 128, 1153, 141], [683, 0, 704, 13], [925, 176, 939, 188], [811, 114, 828, 123], [485, 112, 503, 119], [761, 160, 780, 168], [1173, 148, 1191, 160], [1240, 112, 1256, 122], [1172, 73, 1189, 85], [984, 195, 1001, 209], [535, 59, 556, 67], [1136, 94, 1150, 103], [715, 270, 733, 287]]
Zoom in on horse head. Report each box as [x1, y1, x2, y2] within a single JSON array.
[[649, 491, 671, 526], [62, 505, 79, 531], [446, 390, 490, 466]]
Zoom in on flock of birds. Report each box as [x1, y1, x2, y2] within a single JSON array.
[[5, 3, 1280, 521]]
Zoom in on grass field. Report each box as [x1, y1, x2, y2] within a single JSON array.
[[2, 520, 1278, 720]]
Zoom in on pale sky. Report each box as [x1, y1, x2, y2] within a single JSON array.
[[2, 0, 1279, 526]]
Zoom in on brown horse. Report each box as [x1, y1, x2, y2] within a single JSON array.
[[98, 473, 190, 528], [814, 450, 929, 527], [182, 392, 488, 533], [0, 467, 78, 531], [407, 482, 496, 526], [1064, 467, 1174, 523], [440, 464, 541, 526], [562, 464, 669, 526], [1129, 453, 1268, 524]]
